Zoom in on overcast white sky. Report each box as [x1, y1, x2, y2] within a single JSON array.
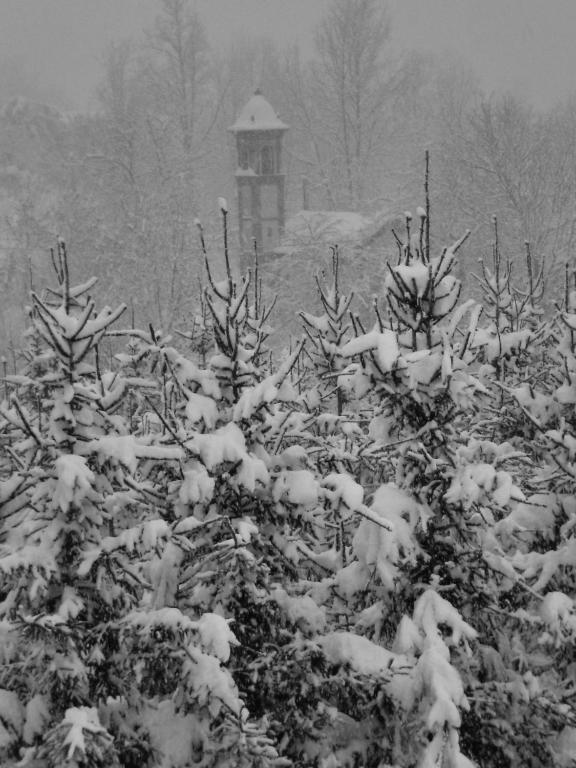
[[0, 0, 574, 111]]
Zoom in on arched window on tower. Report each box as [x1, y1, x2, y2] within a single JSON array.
[[261, 145, 274, 175]]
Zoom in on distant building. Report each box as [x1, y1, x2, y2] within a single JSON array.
[[278, 209, 403, 255], [229, 90, 288, 262], [228, 90, 403, 289]]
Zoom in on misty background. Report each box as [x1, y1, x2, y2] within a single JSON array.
[[2, 0, 576, 351]]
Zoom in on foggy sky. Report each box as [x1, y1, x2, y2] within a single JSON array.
[[0, 0, 574, 111]]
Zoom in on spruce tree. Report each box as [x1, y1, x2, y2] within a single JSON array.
[[0, 241, 261, 766]]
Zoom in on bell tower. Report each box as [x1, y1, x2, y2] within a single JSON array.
[[229, 90, 288, 259]]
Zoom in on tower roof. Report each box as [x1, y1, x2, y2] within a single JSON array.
[[229, 89, 288, 132]]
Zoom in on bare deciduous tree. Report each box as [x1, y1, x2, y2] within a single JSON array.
[[437, 90, 576, 292], [286, 0, 421, 212]]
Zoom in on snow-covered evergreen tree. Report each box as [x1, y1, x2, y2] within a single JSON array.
[[0, 240, 272, 767], [312, 206, 546, 766], [2, 195, 576, 767]]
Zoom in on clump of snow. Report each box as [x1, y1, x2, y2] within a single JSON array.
[[403, 348, 442, 388], [392, 262, 430, 298], [124, 607, 198, 635], [322, 473, 363, 514], [496, 493, 557, 542], [234, 516, 259, 544], [538, 591, 576, 641], [271, 587, 326, 633], [23, 695, 49, 744], [445, 440, 525, 509], [320, 631, 395, 674], [197, 613, 239, 662], [340, 329, 399, 371], [90, 435, 183, 466], [474, 329, 534, 365], [319, 632, 413, 709], [432, 275, 460, 317], [163, 348, 220, 398], [183, 644, 242, 717], [189, 422, 245, 468], [0, 689, 23, 749], [551, 726, 576, 768], [52, 455, 95, 513], [368, 414, 395, 444], [233, 369, 296, 421], [57, 586, 85, 620], [353, 484, 422, 591], [140, 700, 203, 768], [334, 561, 371, 600], [179, 462, 215, 506], [445, 462, 524, 508], [188, 422, 268, 492], [62, 707, 109, 760], [411, 589, 478, 649], [273, 469, 319, 507], [275, 444, 308, 470], [394, 591, 477, 766], [186, 392, 219, 429]]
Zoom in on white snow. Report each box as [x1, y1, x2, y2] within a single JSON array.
[[538, 591, 576, 634], [445, 460, 525, 509], [496, 493, 557, 541], [340, 329, 399, 371], [23, 694, 49, 744], [0, 689, 23, 748], [391, 261, 430, 298], [183, 644, 242, 717], [179, 462, 215, 506], [320, 631, 395, 673], [124, 606, 198, 634], [57, 586, 85, 620], [273, 469, 320, 506], [197, 613, 239, 662], [432, 275, 460, 317], [0, 544, 58, 579], [140, 701, 203, 768], [412, 589, 478, 648], [271, 587, 327, 633], [335, 561, 371, 599], [52, 454, 95, 513], [275, 444, 308, 470], [368, 413, 395, 443], [229, 91, 288, 132], [90, 435, 184, 465], [233, 346, 300, 421], [62, 707, 108, 760], [185, 392, 219, 429], [163, 348, 220, 398], [393, 591, 477, 767], [353, 484, 422, 591], [189, 422, 246, 469], [322, 472, 364, 513], [319, 632, 413, 708], [235, 516, 259, 544]]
